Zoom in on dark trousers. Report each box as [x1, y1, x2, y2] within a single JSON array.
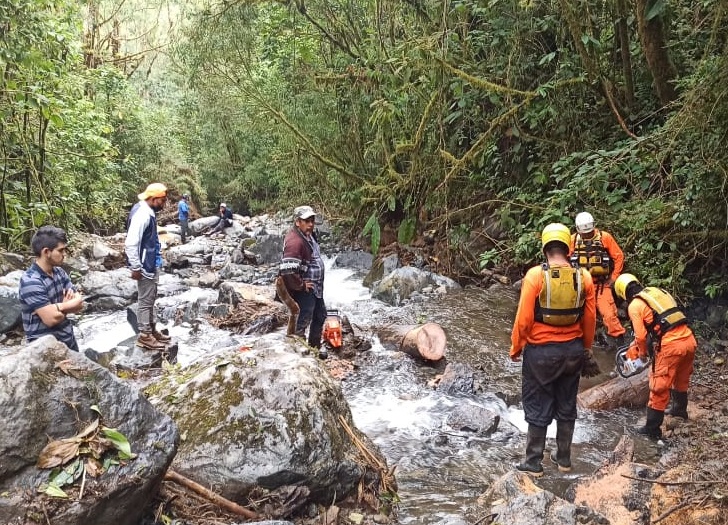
[[291, 289, 327, 348], [179, 219, 189, 243], [522, 338, 584, 427], [210, 218, 231, 234]]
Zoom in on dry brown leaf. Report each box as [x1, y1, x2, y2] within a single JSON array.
[[76, 419, 99, 439], [37, 439, 80, 469], [84, 457, 103, 477], [55, 359, 88, 379]]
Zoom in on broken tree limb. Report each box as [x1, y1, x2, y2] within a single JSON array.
[[577, 367, 649, 410], [164, 469, 260, 520], [377, 323, 446, 361]]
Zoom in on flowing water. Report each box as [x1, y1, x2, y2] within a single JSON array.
[[74, 262, 658, 524], [323, 265, 656, 523]]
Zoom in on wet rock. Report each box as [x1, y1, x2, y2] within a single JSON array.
[[218, 282, 276, 305], [371, 266, 460, 306], [79, 267, 137, 307], [0, 251, 25, 275], [0, 337, 179, 525], [0, 296, 21, 334], [248, 234, 285, 266], [334, 250, 374, 271], [437, 362, 476, 395], [150, 340, 391, 506], [0, 271, 22, 334], [190, 216, 224, 234], [446, 404, 500, 435], [363, 254, 400, 288]]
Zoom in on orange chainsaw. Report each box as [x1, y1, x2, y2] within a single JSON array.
[[322, 309, 343, 348]]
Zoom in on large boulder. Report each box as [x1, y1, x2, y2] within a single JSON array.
[[371, 266, 461, 306], [79, 268, 138, 310], [0, 270, 23, 334], [149, 339, 390, 506], [0, 337, 179, 525], [248, 234, 284, 266]]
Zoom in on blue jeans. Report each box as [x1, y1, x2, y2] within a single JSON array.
[[291, 289, 327, 348]]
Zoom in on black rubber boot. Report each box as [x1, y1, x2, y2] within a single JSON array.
[[550, 420, 575, 472], [664, 390, 688, 419], [634, 407, 664, 439], [516, 425, 547, 477]]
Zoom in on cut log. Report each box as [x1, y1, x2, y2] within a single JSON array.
[[577, 368, 649, 410], [377, 322, 446, 361]]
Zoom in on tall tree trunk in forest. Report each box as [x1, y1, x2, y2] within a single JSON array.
[[616, 0, 635, 108], [635, 0, 678, 106]]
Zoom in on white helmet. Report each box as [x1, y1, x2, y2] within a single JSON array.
[[575, 212, 595, 234]]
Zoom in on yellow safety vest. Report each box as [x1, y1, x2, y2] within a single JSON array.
[[535, 264, 585, 326], [636, 287, 688, 339], [570, 231, 612, 281]]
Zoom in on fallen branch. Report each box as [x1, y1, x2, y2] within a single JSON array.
[[164, 469, 260, 520], [652, 498, 692, 523], [620, 474, 725, 485]]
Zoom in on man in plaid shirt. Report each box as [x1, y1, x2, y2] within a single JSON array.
[[280, 205, 327, 356]]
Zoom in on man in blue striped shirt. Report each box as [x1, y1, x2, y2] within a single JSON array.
[[18, 226, 85, 351]]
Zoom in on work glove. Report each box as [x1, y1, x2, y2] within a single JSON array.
[[581, 348, 601, 377]]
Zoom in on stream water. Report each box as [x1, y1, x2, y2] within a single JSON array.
[[74, 262, 659, 524]]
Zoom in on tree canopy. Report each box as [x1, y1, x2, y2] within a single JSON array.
[[1, 0, 727, 298]]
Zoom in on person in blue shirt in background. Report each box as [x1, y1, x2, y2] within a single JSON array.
[[178, 193, 190, 243]]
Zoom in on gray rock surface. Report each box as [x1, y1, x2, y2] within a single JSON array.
[[0, 337, 179, 525]]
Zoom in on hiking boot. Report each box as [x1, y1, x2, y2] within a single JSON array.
[[152, 323, 172, 343], [136, 332, 167, 351], [550, 420, 575, 472], [633, 407, 664, 440], [664, 390, 688, 419], [318, 347, 328, 360], [516, 425, 547, 477]]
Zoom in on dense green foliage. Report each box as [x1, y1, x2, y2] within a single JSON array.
[[1, 0, 727, 298]]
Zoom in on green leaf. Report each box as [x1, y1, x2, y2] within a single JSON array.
[[44, 484, 69, 498], [101, 427, 134, 460], [362, 212, 378, 237], [645, 0, 666, 20], [371, 221, 381, 256], [398, 218, 416, 245], [387, 195, 396, 211]]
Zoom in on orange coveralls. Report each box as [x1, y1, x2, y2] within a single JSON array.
[[510, 264, 597, 359], [569, 229, 625, 338], [626, 299, 697, 411]]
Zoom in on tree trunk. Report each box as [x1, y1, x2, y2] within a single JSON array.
[[635, 0, 678, 106], [616, 0, 635, 107], [377, 322, 446, 361], [577, 367, 649, 410]]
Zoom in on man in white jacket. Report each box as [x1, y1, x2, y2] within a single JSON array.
[[125, 183, 170, 350]]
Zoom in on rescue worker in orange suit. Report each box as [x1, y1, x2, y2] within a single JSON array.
[[613, 274, 697, 439], [510, 223, 597, 476], [569, 211, 627, 348]]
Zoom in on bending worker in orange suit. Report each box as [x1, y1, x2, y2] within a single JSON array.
[[510, 223, 597, 477], [613, 274, 697, 439], [569, 212, 626, 348]]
